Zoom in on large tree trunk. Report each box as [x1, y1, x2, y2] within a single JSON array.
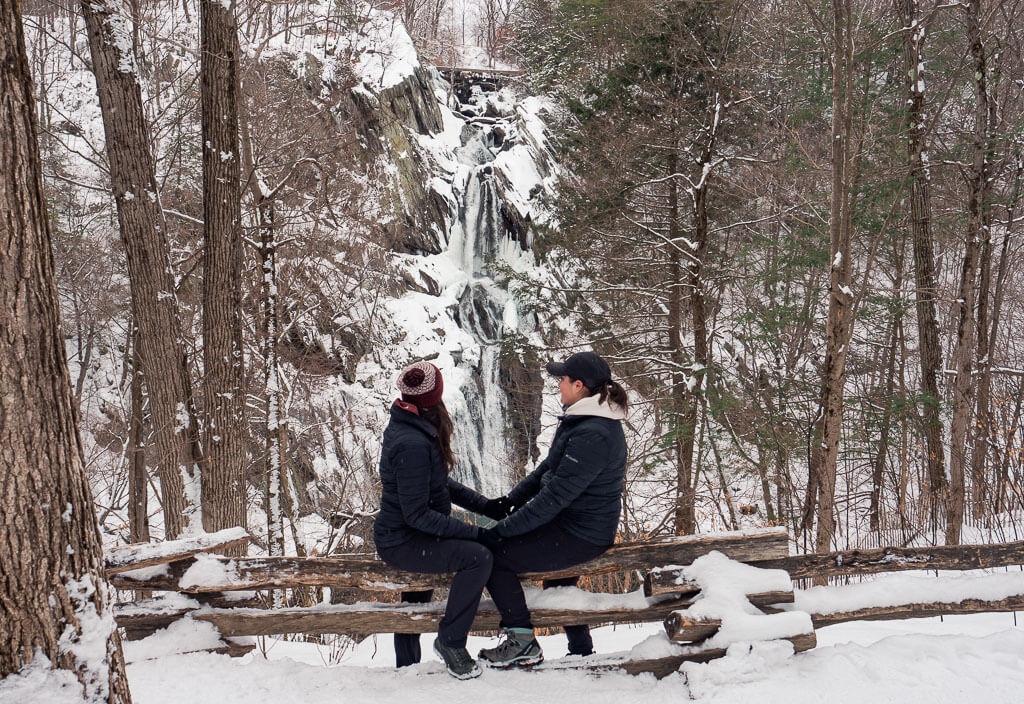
[[80, 0, 197, 538], [667, 149, 695, 535], [0, 5, 131, 700], [898, 0, 946, 523], [808, 0, 855, 555], [947, 0, 990, 545], [200, 0, 247, 540]]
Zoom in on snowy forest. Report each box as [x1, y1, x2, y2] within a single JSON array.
[[3, 0, 1024, 702]]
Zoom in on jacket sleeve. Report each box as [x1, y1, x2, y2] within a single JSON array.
[[505, 459, 548, 508], [447, 478, 488, 514], [495, 430, 608, 538], [393, 442, 478, 540]]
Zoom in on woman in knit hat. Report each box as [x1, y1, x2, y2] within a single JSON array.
[[373, 361, 509, 679]]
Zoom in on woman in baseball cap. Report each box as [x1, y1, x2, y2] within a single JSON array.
[[474, 350, 629, 668]]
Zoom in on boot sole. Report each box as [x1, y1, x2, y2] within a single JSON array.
[[481, 653, 544, 669]]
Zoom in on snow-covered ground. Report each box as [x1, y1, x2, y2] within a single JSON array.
[[116, 614, 1024, 703], [5, 612, 1022, 703]]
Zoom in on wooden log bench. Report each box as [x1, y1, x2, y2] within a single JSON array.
[[107, 528, 793, 674], [107, 528, 1024, 678]]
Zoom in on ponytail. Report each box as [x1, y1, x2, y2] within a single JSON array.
[[590, 379, 629, 414]]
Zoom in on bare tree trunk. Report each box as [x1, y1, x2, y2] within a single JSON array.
[[0, 5, 131, 698], [667, 150, 694, 534], [80, 0, 196, 538], [947, 0, 990, 545], [808, 0, 855, 555], [898, 0, 946, 523], [201, 0, 247, 541], [870, 272, 901, 532], [128, 324, 149, 545]]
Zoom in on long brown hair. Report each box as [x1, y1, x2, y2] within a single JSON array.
[[588, 379, 629, 414], [419, 400, 456, 470]]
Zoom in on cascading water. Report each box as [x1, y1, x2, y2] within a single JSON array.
[[436, 80, 544, 496]]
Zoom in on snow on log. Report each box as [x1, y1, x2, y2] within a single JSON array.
[[104, 527, 252, 574], [773, 568, 1024, 626], [661, 552, 814, 650]]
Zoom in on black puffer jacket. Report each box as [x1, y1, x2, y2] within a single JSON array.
[[373, 401, 488, 549], [496, 395, 627, 546]]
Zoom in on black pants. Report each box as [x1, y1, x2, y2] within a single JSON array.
[[394, 590, 431, 667], [486, 521, 608, 656], [377, 533, 492, 657]]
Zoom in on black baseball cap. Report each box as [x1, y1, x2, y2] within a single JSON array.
[[545, 351, 612, 390]]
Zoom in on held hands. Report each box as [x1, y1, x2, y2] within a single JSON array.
[[476, 526, 503, 551], [480, 495, 515, 521]]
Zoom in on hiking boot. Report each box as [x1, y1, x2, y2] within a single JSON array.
[[478, 627, 544, 668], [433, 640, 482, 680]]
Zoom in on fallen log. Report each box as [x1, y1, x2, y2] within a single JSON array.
[[190, 595, 697, 638], [609, 633, 818, 679], [806, 593, 1024, 627], [111, 528, 789, 594], [104, 528, 252, 575]]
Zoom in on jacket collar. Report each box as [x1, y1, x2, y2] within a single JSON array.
[[390, 399, 438, 438], [561, 394, 627, 421]]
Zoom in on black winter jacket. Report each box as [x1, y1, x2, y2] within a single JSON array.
[[373, 401, 488, 549], [496, 396, 627, 546]]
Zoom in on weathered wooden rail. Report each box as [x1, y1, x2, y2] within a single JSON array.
[[106, 528, 1024, 678], [110, 529, 789, 594]]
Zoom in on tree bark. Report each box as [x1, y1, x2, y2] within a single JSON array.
[[80, 0, 197, 538], [947, 0, 990, 545], [808, 0, 855, 555], [128, 324, 149, 545], [0, 5, 131, 699], [667, 148, 695, 535], [200, 0, 248, 541]]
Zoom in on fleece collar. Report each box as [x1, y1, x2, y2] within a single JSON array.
[[562, 394, 627, 421]]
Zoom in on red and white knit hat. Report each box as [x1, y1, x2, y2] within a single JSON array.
[[397, 361, 444, 408]]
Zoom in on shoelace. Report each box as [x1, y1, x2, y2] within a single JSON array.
[[446, 645, 474, 670], [493, 630, 523, 657]]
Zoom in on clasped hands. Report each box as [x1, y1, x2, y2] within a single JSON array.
[[476, 495, 516, 550]]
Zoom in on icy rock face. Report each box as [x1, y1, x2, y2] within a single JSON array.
[[345, 63, 555, 492]]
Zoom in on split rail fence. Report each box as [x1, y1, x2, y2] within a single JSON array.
[[106, 527, 1024, 677]]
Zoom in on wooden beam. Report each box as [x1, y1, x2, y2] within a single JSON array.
[[602, 633, 818, 679], [111, 529, 790, 593], [190, 595, 698, 638], [646, 540, 1024, 593], [808, 594, 1024, 627], [104, 529, 252, 575], [754, 540, 1024, 580]]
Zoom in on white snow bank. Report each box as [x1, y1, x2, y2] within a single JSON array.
[[786, 568, 1024, 615], [682, 628, 1024, 703], [0, 654, 89, 704]]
